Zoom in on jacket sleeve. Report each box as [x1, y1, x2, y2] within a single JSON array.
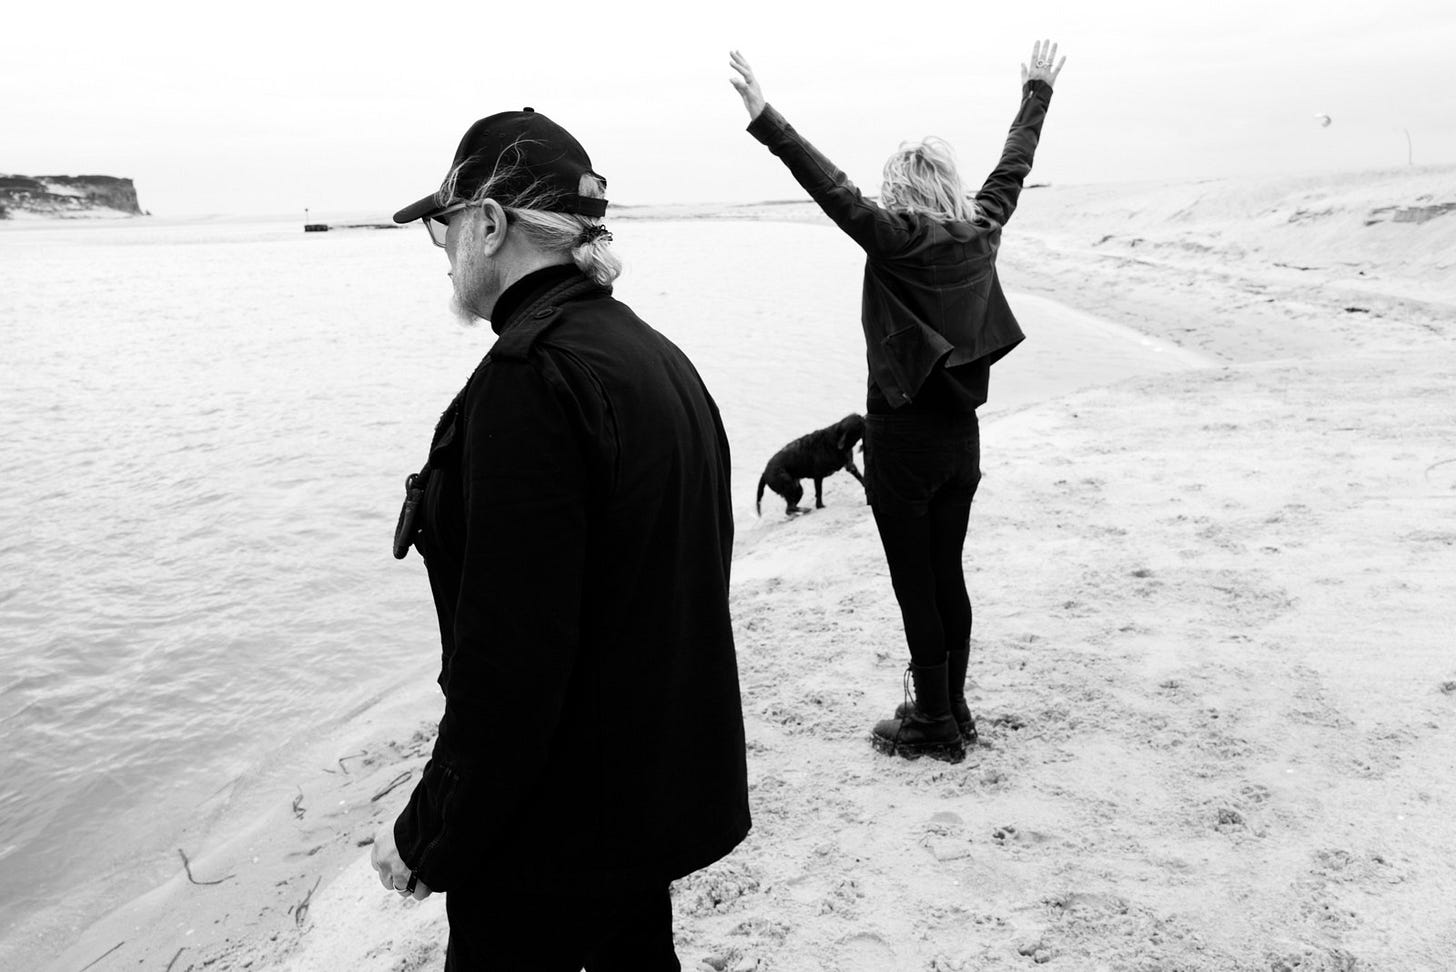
[[746, 104, 915, 257], [973, 80, 1054, 227], [393, 354, 590, 891]]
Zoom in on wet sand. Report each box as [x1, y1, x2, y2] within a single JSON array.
[[45, 164, 1456, 972]]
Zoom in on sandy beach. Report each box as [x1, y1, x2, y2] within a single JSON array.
[[44, 164, 1456, 972]]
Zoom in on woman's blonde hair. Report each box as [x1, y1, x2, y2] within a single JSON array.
[[439, 149, 622, 287], [879, 137, 979, 223]]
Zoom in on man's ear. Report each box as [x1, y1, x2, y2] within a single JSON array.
[[475, 199, 509, 254]]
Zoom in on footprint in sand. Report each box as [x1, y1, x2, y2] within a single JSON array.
[[922, 811, 973, 862], [988, 712, 1028, 732], [837, 932, 899, 972], [1016, 940, 1054, 964], [1054, 891, 1128, 913], [1214, 807, 1247, 833], [817, 876, 865, 916], [1267, 944, 1359, 971], [1239, 782, 1271, 804]]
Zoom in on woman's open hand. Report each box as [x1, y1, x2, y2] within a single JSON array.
[[1020, 39, 1067, 88], [729, 50, 767, 121]]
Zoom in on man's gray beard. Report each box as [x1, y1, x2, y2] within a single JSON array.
[[448, 219, 490, 328], [449, 289, 482, 328]]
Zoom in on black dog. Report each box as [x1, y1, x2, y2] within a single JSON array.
[[756, 414, 866, 516]]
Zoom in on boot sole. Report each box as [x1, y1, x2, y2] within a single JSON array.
[[894, 706, 977, 746], [870, 733, 967, 764]]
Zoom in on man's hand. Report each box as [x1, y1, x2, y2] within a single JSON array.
[[370, 822, 433, 901], [729, 50, 767, 121], [1020, 38, 1067, 88]]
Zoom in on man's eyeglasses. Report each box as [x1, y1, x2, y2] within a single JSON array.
[[422, 201, 472, 248]]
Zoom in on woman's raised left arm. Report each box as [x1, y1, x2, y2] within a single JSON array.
[[974, 39, 1067, 227]]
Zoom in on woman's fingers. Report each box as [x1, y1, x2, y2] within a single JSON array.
[[1023, 39, 1065, 80]]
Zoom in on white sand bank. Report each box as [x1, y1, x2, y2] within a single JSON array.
[[47, 165, 1456, 972]]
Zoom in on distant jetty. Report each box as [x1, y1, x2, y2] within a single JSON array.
[[0, 175, 145, 219], [301, 221, 400, 233]]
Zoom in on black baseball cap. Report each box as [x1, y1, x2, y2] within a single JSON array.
[[392, 107, 608, 223]]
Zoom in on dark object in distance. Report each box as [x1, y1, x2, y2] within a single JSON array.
[[757, 413, 866, 516], [303, 222, 403, 232]]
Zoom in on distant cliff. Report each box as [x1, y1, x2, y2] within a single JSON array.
[[0, 175, 145, 218]]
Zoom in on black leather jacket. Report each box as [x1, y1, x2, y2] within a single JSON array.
[[747, 80, 1054, 409], [393, 266, 749, 890]]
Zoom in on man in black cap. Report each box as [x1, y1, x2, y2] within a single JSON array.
[[369, 109, 750, 971]]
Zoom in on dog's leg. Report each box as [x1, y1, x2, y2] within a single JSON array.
[[785, 481, 808, 516], [844, 456, 865, 486], [814, 477, 826, 509], [767, 470, 809, 516]]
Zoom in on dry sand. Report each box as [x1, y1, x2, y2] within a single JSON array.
[[49, 165, 1456, 971]]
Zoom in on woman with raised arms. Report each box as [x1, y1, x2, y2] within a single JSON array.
[[729, 41, 1066, 763]]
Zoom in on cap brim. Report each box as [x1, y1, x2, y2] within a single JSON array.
[[392, 193, 442, 224]]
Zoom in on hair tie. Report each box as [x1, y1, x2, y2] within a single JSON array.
[[577, 224, 612, 246]]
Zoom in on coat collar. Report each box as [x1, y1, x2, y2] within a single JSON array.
[[489, 263, 585, 336]]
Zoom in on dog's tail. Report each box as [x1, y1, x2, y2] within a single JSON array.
[[755, 475, 766, 517]]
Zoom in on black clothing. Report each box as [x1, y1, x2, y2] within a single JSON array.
[[394, 266, 750, 894], [443, 865, 679, 972], [873, 360, 990, 417], [864, 414, 980, 666], [747, 80, 1054, 412], [745, 69, 1053, 754], [862, 411, 981, 518], [487, 261, 579, 333]]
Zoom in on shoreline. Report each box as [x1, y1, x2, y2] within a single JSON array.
[[33, 278, 1208, 972], [25, 166, 1456, 971]]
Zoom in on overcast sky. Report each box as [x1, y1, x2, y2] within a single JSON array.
[[4, 0, 1453, 217]]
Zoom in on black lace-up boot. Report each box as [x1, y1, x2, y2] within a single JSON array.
[[894, 647, 976, 743], [872, 660, 965, 763]]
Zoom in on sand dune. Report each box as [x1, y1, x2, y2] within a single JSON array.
[[47, 165, 1456, 972]]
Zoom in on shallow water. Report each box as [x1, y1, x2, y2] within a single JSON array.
[[0, 215, 1205, 957]]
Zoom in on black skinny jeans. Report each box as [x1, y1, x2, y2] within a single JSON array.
[[863, 412, 981, 668]]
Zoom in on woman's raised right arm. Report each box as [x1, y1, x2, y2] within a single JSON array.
[[728, 50, 767, 123], [729, 51, 913, 256]]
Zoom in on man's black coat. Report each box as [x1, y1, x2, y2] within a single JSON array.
[[395, 265, 750, 889]]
